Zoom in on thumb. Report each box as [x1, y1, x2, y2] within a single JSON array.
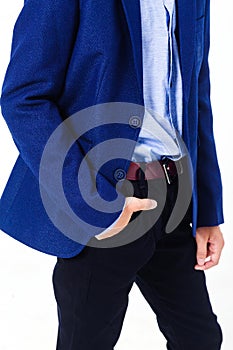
[[125, 197, 157, 212], [196, 238, 208, 266]]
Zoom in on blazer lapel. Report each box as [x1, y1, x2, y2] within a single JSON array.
[[120, 0, 143, 96], [176, 0, 196, 102], [121, 0, 196, 104]]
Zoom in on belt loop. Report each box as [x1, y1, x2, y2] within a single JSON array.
[[137, 164, 146, 190]]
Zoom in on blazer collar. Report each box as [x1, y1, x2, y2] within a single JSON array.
[[120, 0, 143, 96], [120, 0, 196, 102]]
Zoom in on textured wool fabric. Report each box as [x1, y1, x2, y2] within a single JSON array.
[[0, 0, 224, 257]]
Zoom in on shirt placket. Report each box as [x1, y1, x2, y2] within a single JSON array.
[[164, 0, 182, 158]]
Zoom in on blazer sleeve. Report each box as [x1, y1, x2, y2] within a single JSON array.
[[196, 0, 224, 227], [0, 0, 125, 238], [1, 0, 80, 176]]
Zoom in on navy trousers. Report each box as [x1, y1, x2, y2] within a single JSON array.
[[52, 173, 222, 349]]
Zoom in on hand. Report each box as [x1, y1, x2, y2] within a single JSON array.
[[95, 196, 157, 240], [195, 226, 224, 270]]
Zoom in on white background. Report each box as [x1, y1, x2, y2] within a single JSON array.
[[0, 0, 232, 349]]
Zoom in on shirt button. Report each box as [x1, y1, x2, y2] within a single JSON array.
[[114, 169, 126, 181], [129, 116, 142, 128]]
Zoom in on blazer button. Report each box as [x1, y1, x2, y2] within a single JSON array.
[[129, 116, 142, 128], [114, 169, 126, 181]]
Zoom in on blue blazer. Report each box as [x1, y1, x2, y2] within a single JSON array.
[[0, 0, 224, 257]]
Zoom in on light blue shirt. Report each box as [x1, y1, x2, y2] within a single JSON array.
[[96, 0, 185, 238], [132, 0, 184, 162]]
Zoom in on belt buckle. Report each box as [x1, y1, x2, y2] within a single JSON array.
[[162, 161, 172, 185], [162, 158, 183, 185]]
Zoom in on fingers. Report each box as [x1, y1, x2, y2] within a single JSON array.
[[125, 197, 157, 212], [95, 206, 133, 240], [95, 197, 157, 240], [95, 225, 127, 240], [195, 232, 208, 267], [195, 242, 223, 270], [194, 226, 224, 270]]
